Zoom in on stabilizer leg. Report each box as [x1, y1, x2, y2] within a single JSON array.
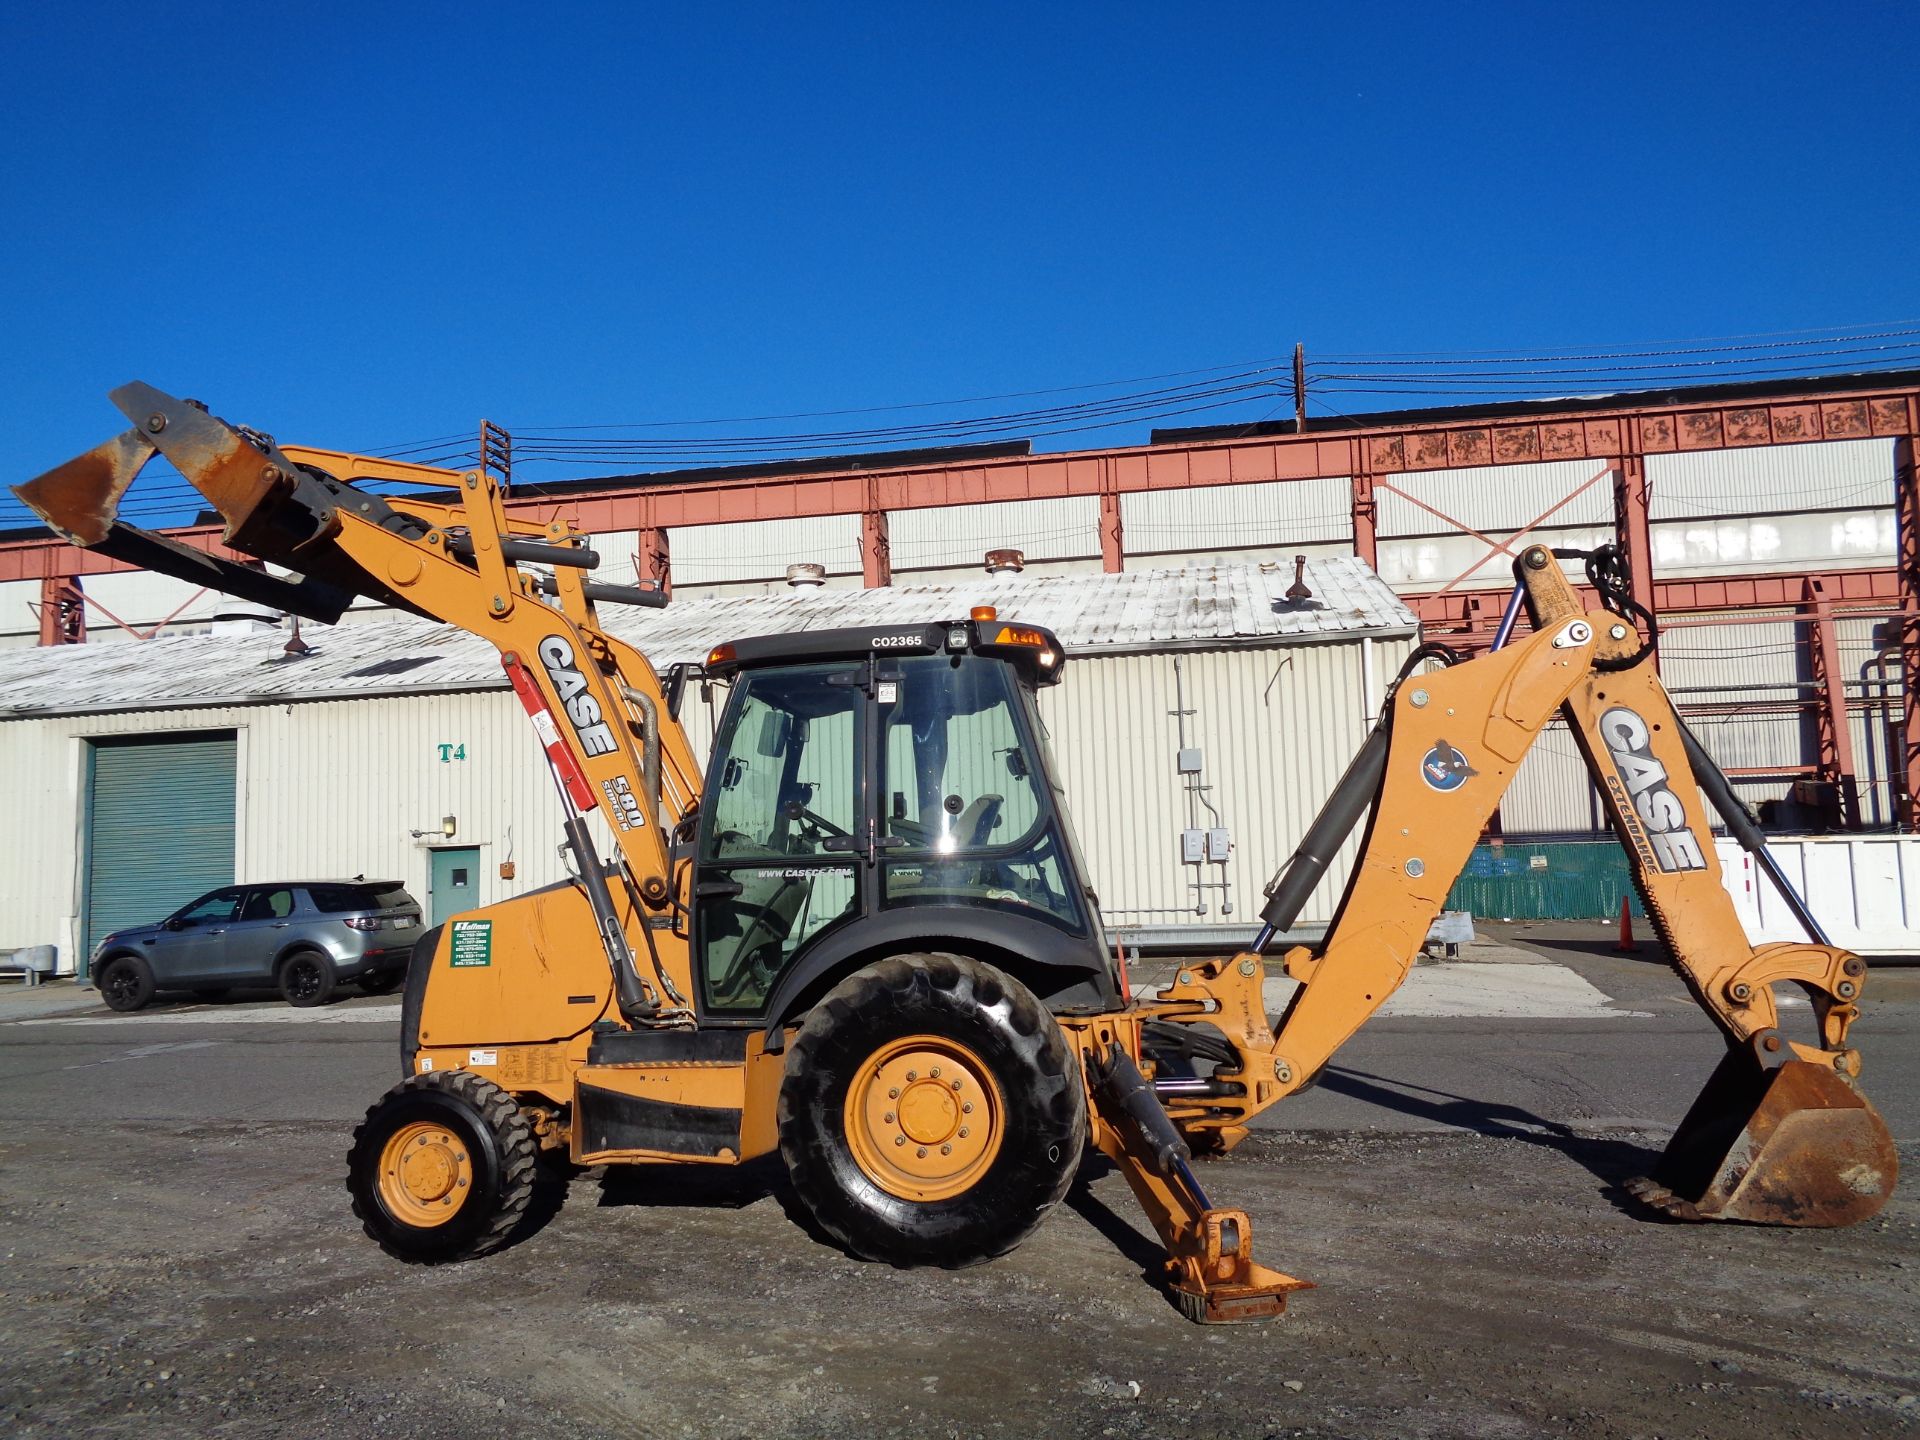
[[1078, 1037, 1310, 1323]]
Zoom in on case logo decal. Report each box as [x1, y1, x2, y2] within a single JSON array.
[[537, 635, 618, 757], [1420, 739, 1478, 792], [1598, 707, 1707, 872]]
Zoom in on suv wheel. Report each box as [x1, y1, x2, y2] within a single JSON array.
[[97, 955, 155, 1013], [279, 950, 336, 1007]]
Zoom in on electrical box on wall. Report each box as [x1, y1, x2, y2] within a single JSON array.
[[1207, 828, 1231, 862], [1180, 829, 1205, 864], [1177, 748, 1203, 775]]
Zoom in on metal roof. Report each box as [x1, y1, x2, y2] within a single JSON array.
[[0, 558, 1415, 719]]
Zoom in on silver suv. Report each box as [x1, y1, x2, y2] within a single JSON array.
[[91, 880, 423, 1012]]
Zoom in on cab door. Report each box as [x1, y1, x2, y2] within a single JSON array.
[[694, 663, 863, 1015]]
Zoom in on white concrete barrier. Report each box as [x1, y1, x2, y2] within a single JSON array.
[[1718, 836, 1920, 958]]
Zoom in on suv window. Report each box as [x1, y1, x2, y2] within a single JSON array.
[[174, 888, 244, 926], [306, 884, 412, 913], [241, 887, 295, 921]]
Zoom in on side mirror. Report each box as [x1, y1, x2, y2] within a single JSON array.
[[721, 756, 748, 790], [664, 664, 691, 723], [1005, 749, 1029, 780], [164, 917, 186, 931]]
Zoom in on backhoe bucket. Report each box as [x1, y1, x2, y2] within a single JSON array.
[[1628, 1050, 1898, 1227]]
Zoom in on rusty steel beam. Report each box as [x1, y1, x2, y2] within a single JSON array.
[[861, 508, 891, 587], [37, 576, 84, 645], [1098, 491, 1123, 574], [1414, 567, 1902, 642], [6, 378, 1917, 585], [1612, 451, 1656, 619], [1897, 435, 1920, 831], [1805, 576, 1861, 829], [639, 526, 672, 598]]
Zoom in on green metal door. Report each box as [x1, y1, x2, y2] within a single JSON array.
[[429, 846, 482, 927], [83, 732, 238, 974]]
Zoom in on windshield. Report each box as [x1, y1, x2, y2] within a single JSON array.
[[879, 655, 1082, 930]]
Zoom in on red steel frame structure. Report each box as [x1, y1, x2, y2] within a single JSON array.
[[6, 376, 1919, 825]]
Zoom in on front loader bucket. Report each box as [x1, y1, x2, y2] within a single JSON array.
[[1627, 1050, 1898, 1227]]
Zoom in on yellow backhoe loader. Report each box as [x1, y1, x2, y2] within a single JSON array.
[[16, 384, 1898, 1323]]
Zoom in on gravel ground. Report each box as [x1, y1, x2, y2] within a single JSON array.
[[2, 1112, 1914, 1438]]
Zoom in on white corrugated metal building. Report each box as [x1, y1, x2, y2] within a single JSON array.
[[0, 559, 1416, 975]]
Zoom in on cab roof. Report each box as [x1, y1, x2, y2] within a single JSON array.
[[705, 618, 1067, 687]]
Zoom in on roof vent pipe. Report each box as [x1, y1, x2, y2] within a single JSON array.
[[785, 562, 827, 590], [984, 548, 1026, 575]]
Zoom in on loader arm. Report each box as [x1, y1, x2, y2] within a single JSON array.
[[1141, 543, 1896, 1228], [12, 383, 703, 1022]]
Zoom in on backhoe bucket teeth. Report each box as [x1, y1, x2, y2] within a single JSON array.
[[1628, 1052, 1898, 1227]]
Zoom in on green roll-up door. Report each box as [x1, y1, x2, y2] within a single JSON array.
[[83, 732, 237, 973]]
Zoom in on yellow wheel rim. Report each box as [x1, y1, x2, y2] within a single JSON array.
[[844, 1034, 1004, 1202], [377, 1120, 474, 1227]]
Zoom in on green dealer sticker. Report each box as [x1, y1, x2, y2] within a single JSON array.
[[449, 919, 493, 967]]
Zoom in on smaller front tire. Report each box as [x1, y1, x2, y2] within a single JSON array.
[[96, 955, 154, 1013], [279, 950, 335, 1007], [347, 1070, 537, 1263]]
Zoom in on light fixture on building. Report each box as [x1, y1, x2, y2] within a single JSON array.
[[786, 563, 827, 590], [410, 815, 457, 839]]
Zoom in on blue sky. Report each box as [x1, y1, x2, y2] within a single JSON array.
[[3, 3, 1916, 524]]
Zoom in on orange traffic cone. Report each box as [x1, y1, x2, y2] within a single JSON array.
[[1614, 896, 1640, 953]]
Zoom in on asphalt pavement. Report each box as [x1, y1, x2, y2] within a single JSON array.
[[3, 924, 1916, 1439]]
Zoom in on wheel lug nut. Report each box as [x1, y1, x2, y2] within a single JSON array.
[[916, 1147, 928, 1158], [951, 1079, 962, 1090], [894, 1136, 906, 1147], [906, 1070, 917, 1081], [887, 1088, 899, 1099], [958, 1127, 970, 1138], [883, 1112, 895, 1123], [930, 1067, 941, 1078], [940, 1144, 952, 1156], [962, 1102, 973, 1114]]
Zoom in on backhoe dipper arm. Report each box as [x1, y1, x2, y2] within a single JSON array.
[[1145, 543, 1895, 1228]]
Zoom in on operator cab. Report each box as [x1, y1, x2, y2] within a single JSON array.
[[691, 612, 1114, 1021]]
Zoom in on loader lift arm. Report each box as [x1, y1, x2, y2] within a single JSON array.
[[12, 383, 706, 1023]]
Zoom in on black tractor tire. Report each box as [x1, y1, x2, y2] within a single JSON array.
[[778, 952, 1086, 1269], [346, 1070, 537, 1264], [357, 969, 405, 996], [96, 955, 155, 1013], [279, 949, 336, 1008]]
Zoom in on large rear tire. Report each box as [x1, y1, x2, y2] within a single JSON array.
[[346, 1070, 536, 1263], [778, 952, 1085, 1268]]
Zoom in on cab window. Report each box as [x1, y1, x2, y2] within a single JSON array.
[[698, 664, 860, 1013], [879, 656, 1078, 927]]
